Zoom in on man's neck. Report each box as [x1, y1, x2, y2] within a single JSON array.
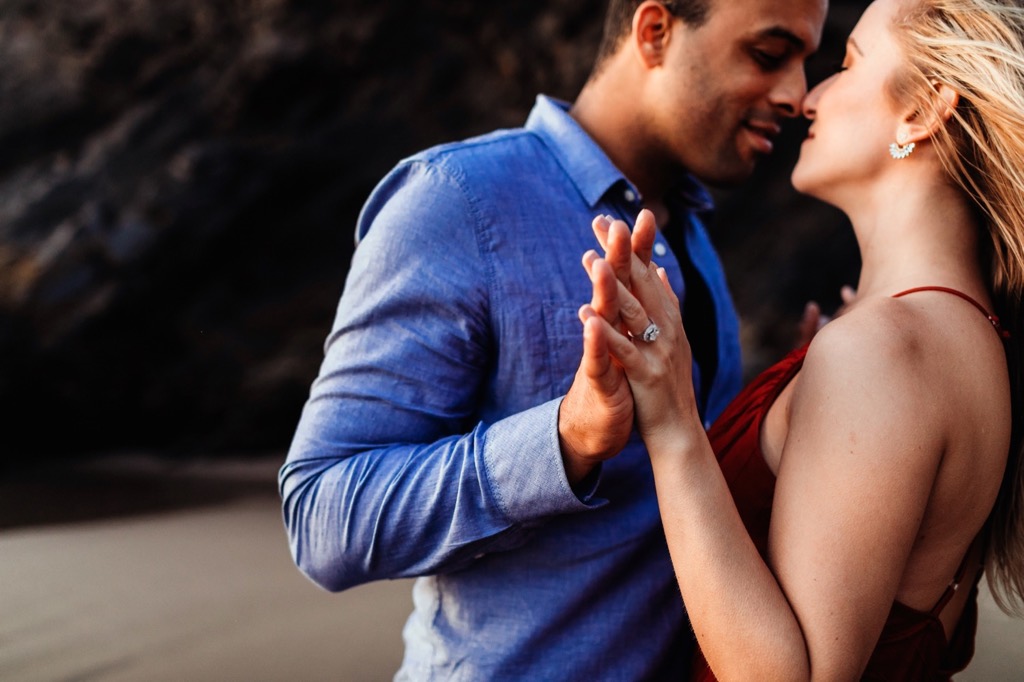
[[570, 73, 674, 211]]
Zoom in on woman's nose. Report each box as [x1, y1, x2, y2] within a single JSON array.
[[802, 77, 830, 120]]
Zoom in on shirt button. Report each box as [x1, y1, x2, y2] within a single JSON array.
[[623, 188, 636, 203], [654, 242, 667, 257]]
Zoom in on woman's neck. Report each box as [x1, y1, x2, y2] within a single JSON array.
[[838, 173, 986, 302]]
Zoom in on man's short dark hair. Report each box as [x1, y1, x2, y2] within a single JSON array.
[[593, 0, 712, 70]]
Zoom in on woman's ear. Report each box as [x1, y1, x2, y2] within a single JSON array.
[[632, 0, 676, 68], [896, 82, 960, 145]]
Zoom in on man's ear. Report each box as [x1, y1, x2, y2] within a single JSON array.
[[632, 0, 676, 69], [896, 82, 960, 145]]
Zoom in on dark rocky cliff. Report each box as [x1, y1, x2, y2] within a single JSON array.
[[0, 0, 866, 459]]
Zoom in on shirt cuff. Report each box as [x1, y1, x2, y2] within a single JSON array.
[[481, 397, 607, 525]]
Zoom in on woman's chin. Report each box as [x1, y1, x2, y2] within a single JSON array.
[[790, 166, 817, 197], [790, 175, 845, 214], [790, 162, 837, 203]]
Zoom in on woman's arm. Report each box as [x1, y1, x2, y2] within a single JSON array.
[[583, 239, 942, 680], [762, 317, 943, 678]]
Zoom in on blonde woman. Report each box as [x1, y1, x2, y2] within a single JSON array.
[[580, 0, 1024, 678]]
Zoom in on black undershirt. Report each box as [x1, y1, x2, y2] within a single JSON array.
[[661, 219, 718, 420]]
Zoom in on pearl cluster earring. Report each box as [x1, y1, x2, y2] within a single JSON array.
[[889, 132, 915, 160]]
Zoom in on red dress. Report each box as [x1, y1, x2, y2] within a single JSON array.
[[691, 287, 1006, 681]]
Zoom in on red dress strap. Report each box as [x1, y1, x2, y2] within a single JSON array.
[[928, 537, 978, 617], [892, 286, 1010, 340]]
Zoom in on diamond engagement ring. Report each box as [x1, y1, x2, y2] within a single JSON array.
[[640, 321, 660, 343]]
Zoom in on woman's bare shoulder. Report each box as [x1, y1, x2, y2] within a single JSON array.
[[802, 296, 932, 384], [796, 292, 1007, 445], [786, 296, 958, 458], [807, 291, 1005, 378]]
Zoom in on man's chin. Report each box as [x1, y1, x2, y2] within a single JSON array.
[[695, 158, 759, 188]]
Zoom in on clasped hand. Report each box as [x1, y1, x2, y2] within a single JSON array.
[[558, 209, 700, 484]]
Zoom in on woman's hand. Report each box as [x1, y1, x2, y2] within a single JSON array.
[[557, 209, 663, 483], [579, 210, 704, 453]]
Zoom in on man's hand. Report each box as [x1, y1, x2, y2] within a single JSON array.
[[559, 307, 635, 486]]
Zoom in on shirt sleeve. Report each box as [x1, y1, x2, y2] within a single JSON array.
[[279, 159, 602, 592]]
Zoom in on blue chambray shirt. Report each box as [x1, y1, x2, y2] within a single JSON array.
[[280, 95, 742, 680]]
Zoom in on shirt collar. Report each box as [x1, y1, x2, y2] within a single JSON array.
[[671, 174, 715, 214], [524, 94, 714, 212]]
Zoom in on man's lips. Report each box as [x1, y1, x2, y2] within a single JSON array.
[[743, 120, 782, 153]]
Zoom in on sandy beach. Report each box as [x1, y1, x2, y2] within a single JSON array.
[[2, 455, 1022, 681]]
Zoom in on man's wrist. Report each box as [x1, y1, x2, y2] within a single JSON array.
[[560, 442, 598, 488], [568, 459, 601, 498]]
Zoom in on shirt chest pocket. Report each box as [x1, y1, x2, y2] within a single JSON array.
[[540, 303, 584, 397]]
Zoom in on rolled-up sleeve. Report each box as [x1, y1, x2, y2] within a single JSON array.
[[280, 160, 600, 592]]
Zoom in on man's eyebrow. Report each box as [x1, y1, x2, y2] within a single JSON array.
[[758, 27, 808, 52]]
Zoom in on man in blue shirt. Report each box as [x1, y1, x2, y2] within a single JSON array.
[[281, 0, 827, 678]]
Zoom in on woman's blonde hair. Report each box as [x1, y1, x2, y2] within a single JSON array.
[[888, 0, 1024, 616]]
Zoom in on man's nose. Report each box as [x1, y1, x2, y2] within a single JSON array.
[[770, 67, 809, 118]]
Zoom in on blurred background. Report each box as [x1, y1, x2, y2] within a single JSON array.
[[0, 0, 862, 462], [2, 0, 1022, 680]]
